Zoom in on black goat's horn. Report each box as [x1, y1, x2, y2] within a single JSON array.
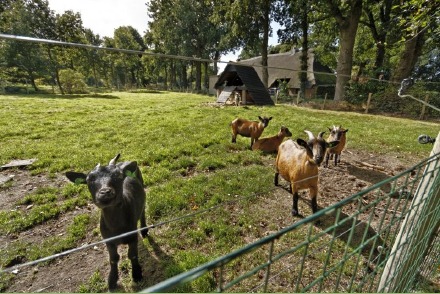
[[109, 153, 121, 166]]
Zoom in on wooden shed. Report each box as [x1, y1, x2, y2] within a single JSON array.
[[214, 64, 274, 105]]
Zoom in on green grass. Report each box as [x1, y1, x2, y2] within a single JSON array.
[[0, 91, 438, 292]]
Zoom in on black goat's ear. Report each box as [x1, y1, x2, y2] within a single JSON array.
[[66, 171, 87, 185], [119, 161, 138, 177]]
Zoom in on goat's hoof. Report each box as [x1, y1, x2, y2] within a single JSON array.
[[108, 283, 118, 292], [291, 209, 299, 216], [141, 228, 149, 238], [132, 269, 143, 282]]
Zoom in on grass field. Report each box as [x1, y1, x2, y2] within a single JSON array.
[[0, 91, 438, 292]]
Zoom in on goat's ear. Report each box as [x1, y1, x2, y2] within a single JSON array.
[[66, 172, 87, 185], [297, 138, 314, 158], [343, 129, 349, 133], [296, 138, 308, 148], [268, 117, 273, 121], [119, 161, 139, 178], [327, 140, 340, 149]]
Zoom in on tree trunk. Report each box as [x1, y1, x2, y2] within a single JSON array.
[[195, 61, 202, 91], [332, 0, 362, 101], [391, 30, 426, 83], [260, 0, 270, 88], [181, 61, 188, 89], [204, 62, 209, 91], [299, 0, 308, 99]]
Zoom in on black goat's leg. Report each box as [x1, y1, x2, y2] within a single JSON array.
[[274, 172, 279, 186], [292, 189, 299, 216], [106, 243, 120, 290], [128, 240, 142, 283], [140, 210, 148, 238]]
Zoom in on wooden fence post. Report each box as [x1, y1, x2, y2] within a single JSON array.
[[365, 93, 372, 113], [378, 131, 440, 292], [322, 93, 328, 110], [419, 94, 429, 120]]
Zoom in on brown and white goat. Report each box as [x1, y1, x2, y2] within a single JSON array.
[[252, 126, 292, 153], [230, 116, 272, 148], [275, 131, 339, 216], [324, 125, 348, 167]]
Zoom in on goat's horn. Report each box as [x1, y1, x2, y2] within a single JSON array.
[[304, 130, 314, 140], [318, 131, 326, 139], [109, 153, 121, 166]]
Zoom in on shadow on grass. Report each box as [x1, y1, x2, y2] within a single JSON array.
[[133, 234, 192, 292]]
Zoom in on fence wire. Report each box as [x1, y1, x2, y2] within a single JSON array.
[[142, 149, 440, 293]]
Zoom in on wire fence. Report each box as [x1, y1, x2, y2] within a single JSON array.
[[142, 136, 440, 292]]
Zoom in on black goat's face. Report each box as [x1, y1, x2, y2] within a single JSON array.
[[258, 116, 273, 128], [86, 165, 125, 208]]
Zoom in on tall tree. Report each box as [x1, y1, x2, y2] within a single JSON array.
[[0, 0, 55, 91], [361, 0, 397, 74], [276, 0, 310, 98], [390, 0, 439, 83], [113, 26, 145, 89], [214, 0, 277, 87], [325, 0, 363, 101]]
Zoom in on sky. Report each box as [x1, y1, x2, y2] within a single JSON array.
[[47, 0, 280, 73]]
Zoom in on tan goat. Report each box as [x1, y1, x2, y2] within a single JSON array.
[[324, 125, 348, 167], [275, 130, 339, 216], [252, 126, 292, 153], [230, 116, 272, 148]]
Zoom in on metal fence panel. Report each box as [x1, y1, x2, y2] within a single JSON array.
[[143, 136, 440, 293]]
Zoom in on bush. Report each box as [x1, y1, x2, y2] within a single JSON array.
[[59, 69, 88, 94]]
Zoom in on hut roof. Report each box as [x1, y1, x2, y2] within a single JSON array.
[[238, 49, 318, 89], [215, 64, 274, 105]]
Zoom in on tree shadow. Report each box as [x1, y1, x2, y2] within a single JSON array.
[[346, 163, 391, 193], [313, 205, 387, 272]]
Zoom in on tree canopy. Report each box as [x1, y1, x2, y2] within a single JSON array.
[[0, 0, 438, 99]]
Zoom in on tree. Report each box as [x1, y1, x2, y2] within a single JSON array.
[[113, 26, 145, 89], [325, 0, 363, 101], [276, 0, 310, 98], [0, 0, 55, 91], [215, 0, 278, 87], [390, 0, 439, 83]]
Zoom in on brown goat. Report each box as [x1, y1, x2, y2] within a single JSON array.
[[252, 126, 292, 153], [324, 125, 348, 167], [230, 116, 272, 148], [275, 131, 339, 216]]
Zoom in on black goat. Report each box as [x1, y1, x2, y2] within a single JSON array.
[[66, 154, 147, 290]]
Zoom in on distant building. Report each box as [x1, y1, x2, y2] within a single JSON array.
[[238, 49, 334, 99], [213, 64, 274, 105]]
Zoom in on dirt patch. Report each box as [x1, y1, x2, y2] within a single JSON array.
[[0, 149, 435, 292]]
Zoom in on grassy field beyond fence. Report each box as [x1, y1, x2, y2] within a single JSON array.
[[0, 91, 438, 292]]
